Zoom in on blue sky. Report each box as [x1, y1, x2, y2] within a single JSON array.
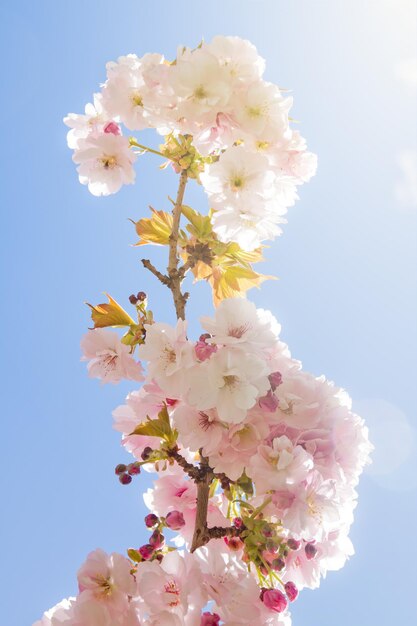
[[1, 1, 416, 624]]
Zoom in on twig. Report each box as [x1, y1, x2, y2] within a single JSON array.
[[167, 170, 188, 320], [141, 259, 170, 286]]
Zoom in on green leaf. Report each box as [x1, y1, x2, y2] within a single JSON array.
[[181, 205, 213, 240], [134, 208, 173, 246], [130, 406, 176, 445], [87, 293, 135, 328], [127, 548, 142, 563]]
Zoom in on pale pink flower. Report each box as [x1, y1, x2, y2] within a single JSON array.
[[233, 81, 291, 144], [196, 540, 263, 624], [281, 474, 341, 542], [200, 145, 276, 211], [135, 551, 206, 621], [248, 435, 313, 494], [102, 53, 172, 131], [112, 383, 169, 460], [200, 298, 279, 351], [143, 469, 197, 516], [33, 597, 76, 626], [81, 329, 144, 384], [172, 405, 224, 457], [211, 204, 285, 251], [205, 36, 265, 84], [139, 320, 196, 397], [187, 348, 270, 424], [73, 133, 136, 196], [77, 548, 135, 614], [64, 93, 108, 150], [168, 47, 232, 133]]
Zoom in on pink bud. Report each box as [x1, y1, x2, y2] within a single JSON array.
[[271, 557, 285, 571], [165, 510, 185, 530], [233, 517, 244, 529], [115, 464, 127, 475], [258, 390, 279, 412], [224, 536, 244, 551], [284, 581, 298, 602], [268, 371, 283, 390], [144, 513, 159, 528], [261, 589, 288, 613], [195, 340, 217, 362], [119, 473, 132, 485], [103, 121, 121, 135], [149, 529, 164, 549], [127, 462, 141, 476], [287, 538, 301, 551], [305, 542, 318, 560], [200, 613, 221, 626], [138, 544, 154, 560]]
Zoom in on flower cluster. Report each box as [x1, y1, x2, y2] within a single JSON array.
[[42, 33, 372, 626], [35, 544, 293, 626], [64, 36, 316, 250], [76, 297, 371, 600]]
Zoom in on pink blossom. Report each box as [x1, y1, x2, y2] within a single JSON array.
[[165, 510, 186, 530], [81, 329, 143, 384], [201, 612, 221, 626], [284, 581, 298, 602], [77, 548, 135, 615], [261, 589, 288, 613]]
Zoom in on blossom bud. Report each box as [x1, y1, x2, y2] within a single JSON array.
[[155, 553, 164, 563], [233, 517, 244, 529], [103, 121, 121, 135], [284, 581, 298, 602], [129, 294, 138, 305], [305, 542, 318, 560], [224, 536, 244, 551], [141, 447, 153, 461], [165, 510, 185, 530], [136, 291, 147, 301], [287, 538, 301, 551], [118, 473, 132, 485], [261, 589, 288, 613], [138, 544, 154, 560], [268, 371, 283, 391], [258, 390, 279, 413], [262, 524, 274, 538], [266, 540, 278, 553], [115, 463, 127, 475], [145, 513, 159, 528], [127, 462, 141, 476], [271, 557, 285, 571], [200, 613, 221, 626], [149, 529, 164, 549], [195, 340, 217, 362]]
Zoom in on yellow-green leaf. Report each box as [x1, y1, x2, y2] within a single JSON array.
[[130, 406, 176, 444], [87, 294, 135, 329], [134, 208, 173, 246]]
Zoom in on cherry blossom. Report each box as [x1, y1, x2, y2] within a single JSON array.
[[81, 329, 144, 384]]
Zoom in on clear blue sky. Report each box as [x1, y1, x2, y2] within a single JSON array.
[[1, 1, 416, 624]]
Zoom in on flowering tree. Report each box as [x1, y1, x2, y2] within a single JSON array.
[[35, 36, 372, 626]]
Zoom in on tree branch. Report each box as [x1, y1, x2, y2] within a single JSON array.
[[167, 170, 188, 320], [141, 259, 170, 286], [191, 456, 213, 553]]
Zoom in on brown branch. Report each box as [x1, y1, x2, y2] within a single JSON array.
[[141, 259, 170, 286], [167, 169, 188, 320], [191, 457, 213, 553], [167, 448, 201, 481]]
